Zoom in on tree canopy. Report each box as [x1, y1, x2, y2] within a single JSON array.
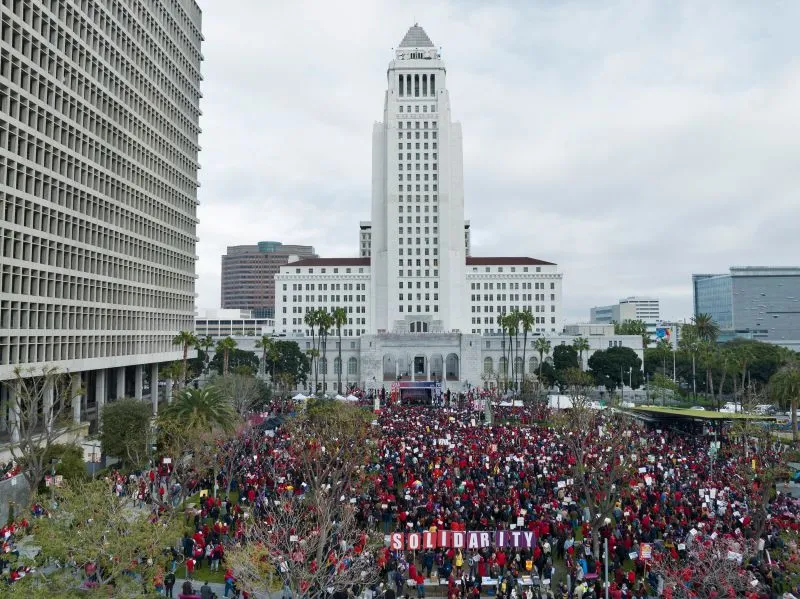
[[100, 398, 153, 470], [588, 346, 643, 390]]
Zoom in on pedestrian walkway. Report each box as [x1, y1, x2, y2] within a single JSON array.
[[173, 577, 227, 597], [173, 577, 277, 599]]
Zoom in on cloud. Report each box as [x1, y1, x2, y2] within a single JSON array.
[[195, 0, 800, 323]]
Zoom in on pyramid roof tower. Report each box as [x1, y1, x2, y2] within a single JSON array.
[[398, 24, 434, 48]]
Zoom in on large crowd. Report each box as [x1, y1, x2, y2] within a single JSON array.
[[2, 395, 799, 599], [199, 396, 800, 599]]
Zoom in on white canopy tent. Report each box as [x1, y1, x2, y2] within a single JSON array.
[[292, 393, 307, 401]]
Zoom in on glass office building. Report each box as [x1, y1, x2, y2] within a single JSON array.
[[693, 267, 800, 349]]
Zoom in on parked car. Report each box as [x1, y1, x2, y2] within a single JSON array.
[[690, 406, 706, 411]]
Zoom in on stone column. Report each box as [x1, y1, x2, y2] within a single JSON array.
[[116, 367, 126, 399], [71, 373, 83, 424], [165, 378, 174, 405], [150, 364, 159, 416], [43, 382, 54, 434], [426, 356, 431, 381], [95, 369, 106, 422], [8, 384, 19, 443], [134, 364, 143, 401]]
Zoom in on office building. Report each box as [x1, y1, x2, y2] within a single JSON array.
[[1, 0, 203, 433], [590, 296, 661, 340], [693, 267, 800, 349], [221, 241, 316, 318]]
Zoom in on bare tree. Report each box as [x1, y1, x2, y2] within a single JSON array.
[[553, 368, 639, 559], [2, 366, 82, 494], [650, 536, 763, 598], [211, 373, 270, 417], [727, 384, 789, 541], [226, 400, 380, 597]]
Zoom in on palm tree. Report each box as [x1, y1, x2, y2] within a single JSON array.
[[533, 337, 551, 386], [655, 338, 672, 375], [195, 335, 214, 376], [504, 312, 519, 390], [332, 307, 348, 394], [163, 386, 236, 433], [498, 314, 508, 390], [255, 335, 273, 378], [215, 336, 237, 377], [771, 361, 800, 442], [172, 330, 198, 388], [572, 337, 590, 371], [519, 311, 535, 386], [693, 313, 720, 343], [678, 324, 699, 398], [303, 310, 319, 392], [317, 310, 333, 394]]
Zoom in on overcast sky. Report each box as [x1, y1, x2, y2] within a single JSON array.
[[194, 0, 800, 323]]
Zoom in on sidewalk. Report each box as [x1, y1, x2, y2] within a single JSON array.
[[174, 577, 276, 599]]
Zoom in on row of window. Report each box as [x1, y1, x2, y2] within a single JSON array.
[[398, 104, 436, 113], [0, 88, 195, 214], [471, 293, 556, 302], [398, 269, 438, 278], [1, 263, 193, 309], [0, 72, 196, 190], [287, 305, 365, 314], [1, 226, 194, 290], [473, 316, 556, 326], [0, 331, 184, 366], [1, 298, 188, 331], [0, 12, 199, 162], [398, 305, 438, 313], [2, 192, 194, 266], [3, 0, 201, 131], [287, 295, 366, 304], [285, 282, 366, 291], [398, 73, 435, 98]]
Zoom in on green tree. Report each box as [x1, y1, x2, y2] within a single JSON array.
[[264, 340, 310, 390], [614, 319, 650, 349], [538, 361, 557, 388], [650, 372, 680, 406], [533, 337, 552, 384], [255, 334, 273, 378], [588, 346, 643, 391], [519, 311, 535, 384], [172, 330, 198, 388], [693, 312, 720, 343], [498, 314, 509, 390], [39, 443, 87, 489], [317, 310, 333, 394], [220, 347, 259, 376], [13, 479, 182, 597], [572, 336, 590, 371], [100, 398, 153, 469], [503, 312, 519, 389], [304, 309, 320, 391], [332, 306, 348, 394], [678, 324, 700, 397], [215, 336, 238, 376], [194, 335, 214, 376], [655, 338, 673, 375], [553, 344, 579, 372], [770, 361, 800, 442], [161, 386, 236, 434]]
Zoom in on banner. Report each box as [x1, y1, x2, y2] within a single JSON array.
[[387, 530, 537, 550]]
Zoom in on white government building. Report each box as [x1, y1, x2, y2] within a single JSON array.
[[272, 26, 642, 399], [0, 0, 203, 437]]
